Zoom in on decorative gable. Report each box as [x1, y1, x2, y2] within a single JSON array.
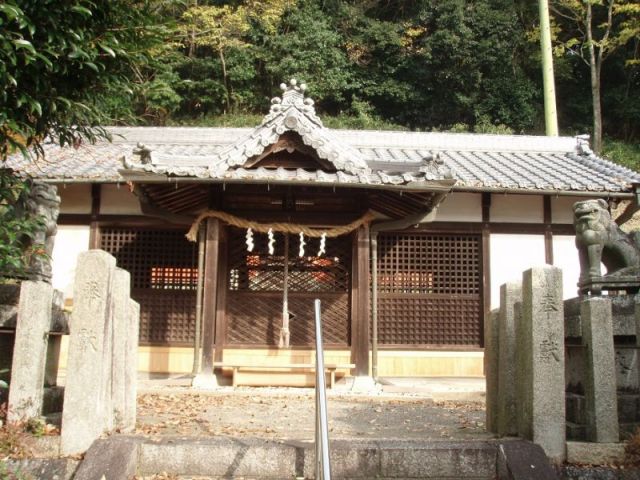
[[207, 79, 370, 177], [242, 131, 336, 172]]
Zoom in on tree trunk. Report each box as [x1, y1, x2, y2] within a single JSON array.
[[219, 48, 231, 114], [586, 3, 603, 154]]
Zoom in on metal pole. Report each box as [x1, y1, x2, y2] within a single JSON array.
[[539, 0, 559, 136], [371, 232, 378, 381], [314, 299, 331, 480], [192, 226, 205, 375]]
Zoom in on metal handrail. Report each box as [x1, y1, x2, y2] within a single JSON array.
[[314, 299, 331, 480]]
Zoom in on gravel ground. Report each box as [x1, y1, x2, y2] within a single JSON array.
[[135, 386, 490, 442]]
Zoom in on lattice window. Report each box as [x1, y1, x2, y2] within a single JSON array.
[[377, 233, 482, 346], [226, 228, 351, 346], [100, 228, 198, 345]]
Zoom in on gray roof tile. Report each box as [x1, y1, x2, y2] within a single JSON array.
[[5, 111, 639, 194]]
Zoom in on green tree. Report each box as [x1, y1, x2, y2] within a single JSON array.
[[551, 0, 640, 153], [0, 0, 168, 159], [181, 0, 293, 113]]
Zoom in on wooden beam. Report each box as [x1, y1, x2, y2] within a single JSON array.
[[201, 218, 220, 375], [351, 225, 371, 376]]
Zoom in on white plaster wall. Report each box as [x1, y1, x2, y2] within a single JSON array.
[[490, 234, 546, 309], [553, 234, 581, 299], [51, 225, 90, 299], [100, 184, 142, 215], [490, 194, 543, 223], [57, 184, 91, 214], [435, 192, 482, 222], [551, 196, 579, 224]]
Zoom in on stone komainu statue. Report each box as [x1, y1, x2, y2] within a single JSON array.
[[23, 182, 60, 282], [573, 199, 640, 286]]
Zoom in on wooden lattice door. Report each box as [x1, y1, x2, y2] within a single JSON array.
[[226, 228, 351, 346], [100, 227, 198, 345], [377, 233, 482, 346]]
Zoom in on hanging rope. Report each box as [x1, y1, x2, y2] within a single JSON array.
[[186, 209, 376, 242]]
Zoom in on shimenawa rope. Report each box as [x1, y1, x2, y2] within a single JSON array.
[[186, 209, 375, 242]]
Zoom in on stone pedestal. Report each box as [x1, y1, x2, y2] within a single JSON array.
[[7, 281, 54, 423], [350, 375, 380, 393], [192, 372, 221, 390], [498, 283, 521, 437], [484, 309, 499, 434], [520, 266, 565, 463], [61, 250, 116, 455], [582, 297, 618, 443]]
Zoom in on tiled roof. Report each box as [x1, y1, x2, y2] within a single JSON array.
[[6, 80, 639, 195]]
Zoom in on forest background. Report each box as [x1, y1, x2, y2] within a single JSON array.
[[1, 0, 639, 168]]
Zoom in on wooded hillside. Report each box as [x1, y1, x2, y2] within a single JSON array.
[[2, 0, 639, 167]]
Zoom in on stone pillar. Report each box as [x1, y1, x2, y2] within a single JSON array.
[[61, 250, 116, 455], [582, 297, 618, 442], [124, 299, 140, 431], [520, 266, 566, 463], [110, 268, 131, 429], [484, 309, 500, 434], [498, 282, 521, 437], [7, 281, 53, 423], [514, 301, 528, 438]]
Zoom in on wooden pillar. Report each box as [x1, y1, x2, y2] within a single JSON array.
[[544, 196, 554, 265], [201, 218, 220, 375], [88, 184, 101, 249], [214, 225, 228, 365], [481, 193, 491, 348], [351, 224, 371, 376]]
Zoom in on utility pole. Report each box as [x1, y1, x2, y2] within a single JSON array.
[[539, 0, 559, 136]]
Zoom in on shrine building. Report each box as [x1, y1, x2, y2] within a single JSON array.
[[7, 80, 640, 384]]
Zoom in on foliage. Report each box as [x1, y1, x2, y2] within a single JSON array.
[[0, 0, 169, 159], [2, 0, 638, 165], [0, 170, 45, 279], [549, 0, 640, 152], [181, 0, 294, 113], [602, 138, 640, 171]]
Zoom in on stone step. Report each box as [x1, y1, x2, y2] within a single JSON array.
[[4, 436, 559, 479], [71, 435, 557, 480]]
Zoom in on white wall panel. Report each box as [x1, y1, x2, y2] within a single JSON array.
[[551, 196, 579, 224], [51, 225, 90, 299], [490, 194, 543, 223], [489, 234, 546, 309], [100, 184, 142, 215], [57, 184, 91, 214], [553, 235, 581, 299], [435, 192, 482, 222]]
